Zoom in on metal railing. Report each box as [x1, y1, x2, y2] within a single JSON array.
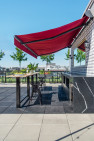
[[0, 70, 64, 83]]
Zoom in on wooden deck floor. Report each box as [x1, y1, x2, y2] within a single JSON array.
[[0, 83, 73, 114]]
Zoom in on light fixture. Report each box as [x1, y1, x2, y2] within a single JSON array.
[[84, 41, 90, 48], [85, 3, 94, 18], [69, 54, 75, 59], [85, 9, 93, 18]]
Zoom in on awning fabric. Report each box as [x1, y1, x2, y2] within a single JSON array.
[[14, 16, 88, 58], [78, 42, 85, 52]]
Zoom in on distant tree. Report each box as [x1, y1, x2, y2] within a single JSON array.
[[27, 63, 38, 73], [40, 54, 54, 65], [65, 48, 85, 66], [10, 47, 27, 69], [65, 49, 70, 60], [75, 49, 85, 65], [0, 50, 5, 61]]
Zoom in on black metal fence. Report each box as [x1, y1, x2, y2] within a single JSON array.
[[0, 70, 64, 83], [40, 71, 63, 83]]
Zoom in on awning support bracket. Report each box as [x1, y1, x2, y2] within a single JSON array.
[[71, 17, 93, 46]]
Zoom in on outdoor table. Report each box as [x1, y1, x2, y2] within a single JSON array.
[[6, 72, 39, 108]]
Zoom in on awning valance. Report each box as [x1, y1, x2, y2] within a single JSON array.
[[14, 16, 88, 58], [78, 41, 85, 52]]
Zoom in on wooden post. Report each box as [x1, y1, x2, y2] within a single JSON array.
[[16, 77, 20, 108], [27, 76, 30, 98]]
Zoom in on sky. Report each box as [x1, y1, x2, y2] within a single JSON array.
[[0, 0, 90, 68]]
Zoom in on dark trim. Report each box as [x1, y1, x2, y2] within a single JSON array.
[[15, 35, 38, 57], [16, 77, 20, 108], [78, 47, 85, 51], [27, 76, 30, 98], [22, 23, 87, 45]]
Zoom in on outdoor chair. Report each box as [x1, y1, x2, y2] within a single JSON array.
[[30, 75, 45, 105], [38, 74, 46, 86], [31, 83, 42, 105]]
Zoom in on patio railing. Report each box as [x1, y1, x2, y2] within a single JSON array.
[[0, 70, 64, 83]]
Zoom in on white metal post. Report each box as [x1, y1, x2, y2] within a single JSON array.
[[69, 48, 74, 73]]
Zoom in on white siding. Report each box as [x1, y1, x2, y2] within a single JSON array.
[[71, 1, 94, 76]]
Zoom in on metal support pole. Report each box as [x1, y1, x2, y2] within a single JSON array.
[[27, 76, 30, 98], [60, 73, 62, 83], [2, 75, 3, 82], [31, 75, 34, 97], [52, 75, 53, 83], [36, 74, 37, 84], [31, 75, 34, 85], [57, 72, 58, 83], [5, 72, 6, 83], [43, 69, 45, 82], [16, 77, 20, 108], [25, 77, 26, 83]]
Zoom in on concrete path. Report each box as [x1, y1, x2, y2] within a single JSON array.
[[0, 114, 94, 141], [0, 83, 94, 141]]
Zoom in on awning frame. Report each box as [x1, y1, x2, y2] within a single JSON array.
[[15, 35, 38, 57], [71, 17, 93, 46], [14, 15, 93, 58], [21, 22, 88, 45]]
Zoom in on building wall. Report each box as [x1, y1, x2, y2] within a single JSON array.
[[73, 77, 94, 113], [71, 1, 94, 76]]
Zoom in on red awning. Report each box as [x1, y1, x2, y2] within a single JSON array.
[[14, 16, 88, 58], [78, 42, 85, 52]]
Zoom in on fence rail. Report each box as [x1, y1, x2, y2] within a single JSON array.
[[0, 70, 64, 83]]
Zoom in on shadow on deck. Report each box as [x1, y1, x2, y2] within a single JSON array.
[[0, 84, 73, 114]]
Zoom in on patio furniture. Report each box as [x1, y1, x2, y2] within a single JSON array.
[[38, 74, 46, 86], [6, 73, 39, 108], [30, 75, 44, 105], [30, 74, 46, 105], [30, 83, 42, 105]]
